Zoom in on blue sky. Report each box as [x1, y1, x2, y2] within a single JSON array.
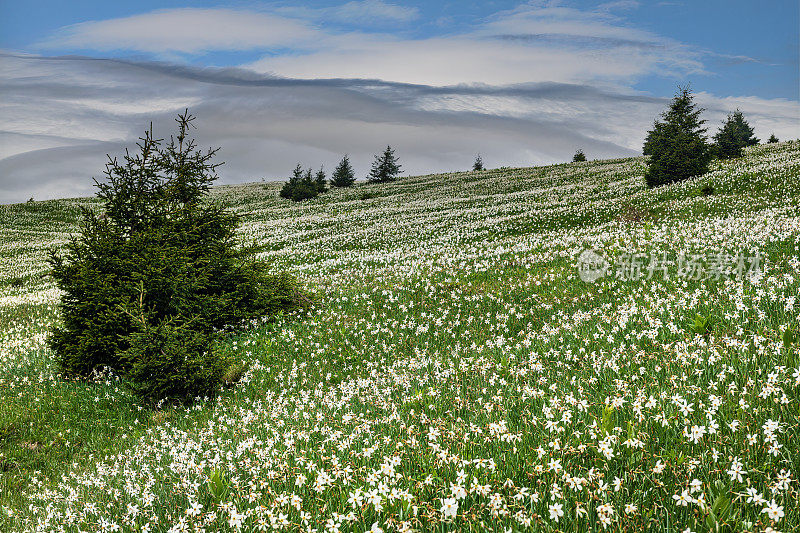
[[1, 1, 798, 202]]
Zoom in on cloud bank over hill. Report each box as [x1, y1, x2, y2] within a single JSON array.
[[1, 2, 798, 203]]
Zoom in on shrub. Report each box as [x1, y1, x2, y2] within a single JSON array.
[[712, 109, 759, 159], [281, 164, 319, 201], [50, 111, 304, 402], [572, 149, 587, 162], [367, 146, 402, 183], [473, 155, 484, 171], [330, 155, 356, 187], [643, 86, 711, 188]]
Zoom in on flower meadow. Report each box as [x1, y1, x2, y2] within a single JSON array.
[[1, 141, 799, 532]]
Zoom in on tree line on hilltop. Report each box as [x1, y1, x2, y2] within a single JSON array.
[[280, 146, 402, 201], [280, 86, 779, 201]]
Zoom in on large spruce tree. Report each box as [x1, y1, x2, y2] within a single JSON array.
[[712, 109, 759, 159], [50, 111, 302, 402], [367, 146, 402, 183], [330, 155, 356, 187], [643, 86, 711, 188]]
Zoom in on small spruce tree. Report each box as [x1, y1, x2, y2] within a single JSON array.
[[330, 155, 356, 187], [712, 109, 759, 159], [473, 154, 484, 171], [367, 146, 402, 183], [314, 167, 328, 193], [302, 168, 315, 191], [643, 85, 711, 188], [50, 111, 303, 403], [280, 164, 304, 199], [280, 164, 319, 201], [768, 133, 779, 143], [572, 149, 587, 162]]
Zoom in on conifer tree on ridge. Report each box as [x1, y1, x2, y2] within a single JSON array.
[[331, 155, 356, 187], [712, 109, 759, 159], [367, 146, 402, 183], [643, 85, 711, 188]]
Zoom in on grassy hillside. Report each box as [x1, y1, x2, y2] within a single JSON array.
[[1, 142, 799, 532]]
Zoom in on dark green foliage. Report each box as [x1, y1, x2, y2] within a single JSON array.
[[123, 318, 227, 403], [642, 121, 663, 157], [768, 133, 779, 143], [572, 149, 587, 162], [280, 164, 319, 201], [49, 111, 303, 402], [712, 109, 759, 159], [643, 86, 711, 188], [280, 164, 302, 200], [314, 167, 328, 193], [330, 155, 356, 187], [367, 145, 402, 183], [473, 155, 484, 171]]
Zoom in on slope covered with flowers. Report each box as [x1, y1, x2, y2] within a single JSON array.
[[1, 142, 799, 532]]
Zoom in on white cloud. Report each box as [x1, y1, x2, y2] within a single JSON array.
[[249, 35, 679, 86], [35, 3, 418, 57], [35, 8, 321, 54], [248, 3, 704, 86]]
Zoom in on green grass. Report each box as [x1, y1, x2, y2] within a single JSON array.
[[0, 142, 798, 532]]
